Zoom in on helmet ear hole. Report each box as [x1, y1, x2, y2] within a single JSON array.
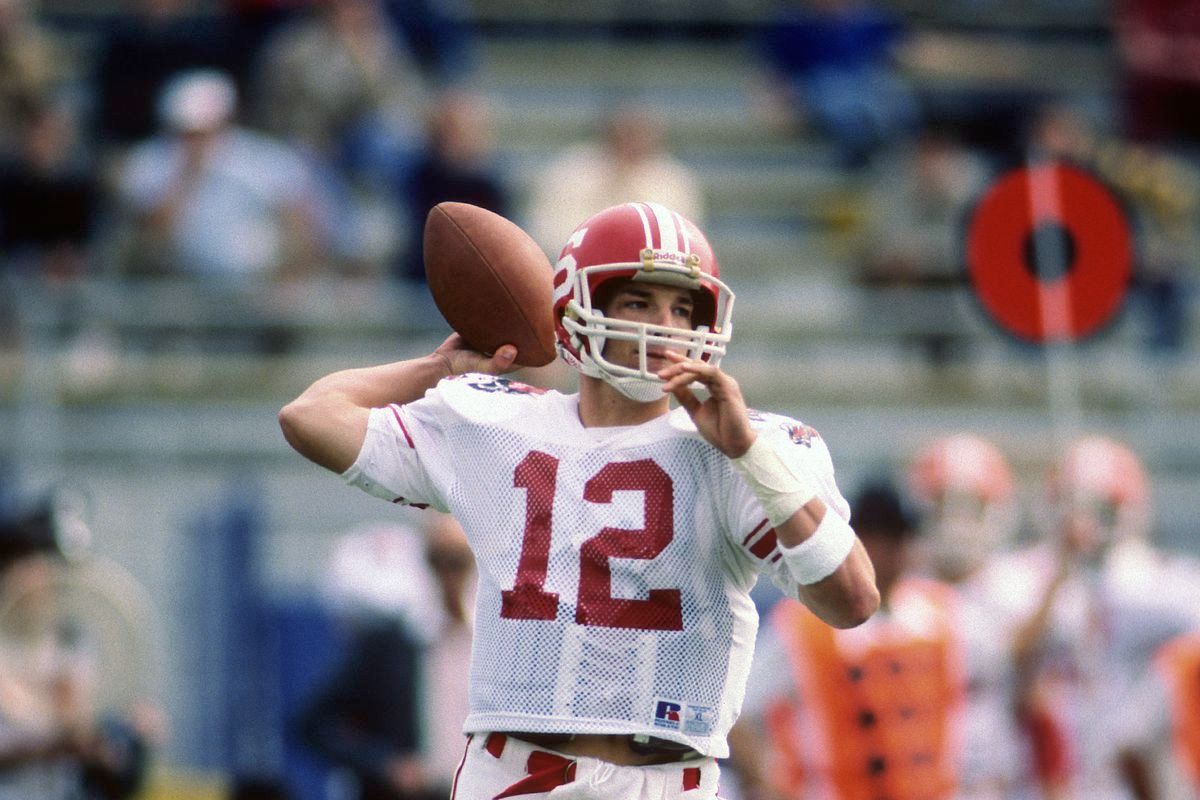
[[590, 278, 627, 317], [691, 289, 716, 331]]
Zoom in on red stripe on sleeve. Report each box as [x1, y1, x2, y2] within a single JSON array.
[[749, 528, 778, 560], [742, 519, 769, 546], [389, 404, 415, 449]]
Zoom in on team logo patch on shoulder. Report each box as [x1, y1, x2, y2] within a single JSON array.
[[460, 375, 547, 395], [781, 421, 820, 447]]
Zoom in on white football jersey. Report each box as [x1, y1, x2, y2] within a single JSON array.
[[343, 373, 850, 757]]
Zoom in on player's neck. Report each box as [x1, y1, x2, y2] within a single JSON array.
[[577, 376, 670, 428]]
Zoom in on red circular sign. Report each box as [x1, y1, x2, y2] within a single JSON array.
[[965, 163, 1133, 342]]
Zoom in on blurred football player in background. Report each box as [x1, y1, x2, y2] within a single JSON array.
[[1010, 435, 1200, 799], [1110, 628, 1200, 800], [279, 201, 878, 798], [728, 481, 963, 800], [906, 433, 1047, 798]]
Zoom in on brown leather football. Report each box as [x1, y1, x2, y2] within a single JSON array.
[[423, 202, 557, 367]]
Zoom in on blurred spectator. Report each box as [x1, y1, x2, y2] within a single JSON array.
[[0, 491, 155, 800], [0, 0, 74, 158], [114, 69, 328, 281], [1117, 0, 1200, 146], [223, 0, 311, 85], [395, 90, 512, 283], [1027, 103, 1198, 354], [92, 0, 238, 150], [728, 481, 963, 800], [0, 100, 99, 280], [252, 0, 428, 182], [856, 126, 990, 365], [860, 126, 989, 291], [384, 0, 478, 88], [755, 0, 920, 168], [296, 513, 475, 799], [527, 102, 705, 256]]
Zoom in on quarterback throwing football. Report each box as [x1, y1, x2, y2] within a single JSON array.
[[280, 202, 879, 798]]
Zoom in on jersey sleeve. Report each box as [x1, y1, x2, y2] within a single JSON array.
[[722, 419, 851, 601], [341, 389, 456, 512]]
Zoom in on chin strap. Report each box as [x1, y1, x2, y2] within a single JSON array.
[[606, 374, 666, 403]]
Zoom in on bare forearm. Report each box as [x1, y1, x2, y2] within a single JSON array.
[[280, 336, 517, 474], [302, 354, 450, 410], [279, 354, 449, 473], [797, 539, 877, 629], [776, 501, 878, 628]]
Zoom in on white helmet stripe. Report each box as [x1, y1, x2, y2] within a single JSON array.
[[631, 202, 654, 249], [672, 209, 692, 254], [647, 201, 679, 252]]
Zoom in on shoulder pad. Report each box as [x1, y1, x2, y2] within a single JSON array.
[[435, 373, 554, 424]]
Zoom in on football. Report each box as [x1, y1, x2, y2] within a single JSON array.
[[423, 202, 557, 367]]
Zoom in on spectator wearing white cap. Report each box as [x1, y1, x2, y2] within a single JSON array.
[[115, 68, 329, 281]]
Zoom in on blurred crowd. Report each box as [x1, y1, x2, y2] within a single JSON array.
[[0, 0, 1194, 363], [0, 0, 488, 287]]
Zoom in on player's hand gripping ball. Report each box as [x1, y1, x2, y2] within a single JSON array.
[[423, 202, 557, 367]]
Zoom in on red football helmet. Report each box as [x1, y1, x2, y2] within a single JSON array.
[[1046, 435, 1150, 549], [908, 433, 1017, 580], [552, 202, 734, 402]]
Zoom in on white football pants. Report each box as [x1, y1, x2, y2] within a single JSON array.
[[451, 733, 722, 800]]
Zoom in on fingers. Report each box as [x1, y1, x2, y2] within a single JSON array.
[[670, 383, 702, 414], [487, 345, 518, 374], [434, 336, 518, 376], [657, 350, 733, 397], [656, 349, 717, 383]]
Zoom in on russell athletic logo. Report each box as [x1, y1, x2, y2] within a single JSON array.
[[652, 699, 715, 736], [653, 700, 682, 729]]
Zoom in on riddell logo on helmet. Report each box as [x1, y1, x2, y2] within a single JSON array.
[[645, 249, 691, 267]]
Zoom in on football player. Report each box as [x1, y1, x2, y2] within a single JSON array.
[[907, 433, 1045, 798], [1011, 435, 1200, 799], [279, 201, 879, 798]]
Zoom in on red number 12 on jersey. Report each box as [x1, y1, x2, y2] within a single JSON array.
[[500, 450, 684, 631]]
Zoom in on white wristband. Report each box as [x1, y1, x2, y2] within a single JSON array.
[[731, 435, 819, 528], [779, 510, 856, 585]]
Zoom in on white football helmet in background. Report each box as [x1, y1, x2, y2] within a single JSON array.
[[1045, 435, 1150, 560], [908, 433, 1017, 581]]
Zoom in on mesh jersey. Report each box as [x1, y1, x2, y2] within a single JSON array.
[[342, 373, 850, 757]]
